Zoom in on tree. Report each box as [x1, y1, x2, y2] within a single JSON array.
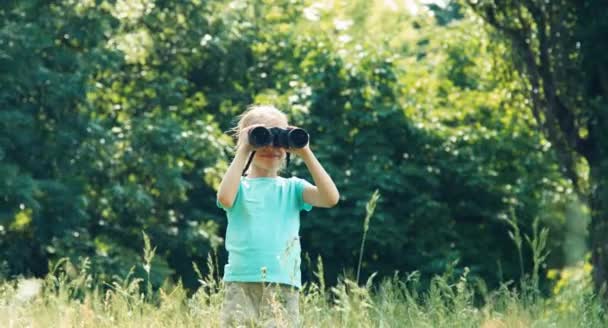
[[466, 0, 608, 296], [0, 0, 119, 276], [0, 0, 573, 293]]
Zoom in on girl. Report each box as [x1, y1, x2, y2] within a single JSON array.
[[216, 105, 339, 327]]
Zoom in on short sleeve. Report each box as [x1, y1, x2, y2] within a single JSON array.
[[293, 177, 313, 212], [216, 182, 242, 211]]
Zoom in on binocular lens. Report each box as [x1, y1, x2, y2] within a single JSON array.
[[248, 126, 309, 148], [288, 128, 308, 148], [249, 126, 272, 147]]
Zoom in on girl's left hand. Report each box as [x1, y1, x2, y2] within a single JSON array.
[[288, 126, 311, 157], [289, 144, 311, 157]]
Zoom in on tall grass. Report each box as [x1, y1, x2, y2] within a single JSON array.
[[0, 195, 606, 327], [356, 189, 380, 285], [1, 255, 605, 327]]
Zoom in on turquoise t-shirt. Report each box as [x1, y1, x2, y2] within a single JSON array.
[[216, 176, 313, 288]]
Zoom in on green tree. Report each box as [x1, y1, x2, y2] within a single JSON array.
[[0, 0, 574, 294], [466, 0, 608, 296], [84, 0, 231, 287], [0, 0, 120, 276]]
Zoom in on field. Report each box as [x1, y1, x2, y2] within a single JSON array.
[[1, 256, 605, 328]]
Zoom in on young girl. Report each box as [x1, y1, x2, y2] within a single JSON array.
[[216, 105, 339, 327]]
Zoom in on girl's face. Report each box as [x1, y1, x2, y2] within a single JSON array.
[[244, 115, 289, 175]]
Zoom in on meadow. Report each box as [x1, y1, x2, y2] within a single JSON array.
[[1, 191, 605, 328], [1, 255, 604, 327]]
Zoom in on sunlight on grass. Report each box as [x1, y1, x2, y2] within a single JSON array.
[[0, 258, 605, 327], [0, 191, 606, 327], [0, 242, 606, 327]]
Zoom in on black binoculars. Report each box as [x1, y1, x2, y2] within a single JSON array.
[[248, 126, 309, 148]]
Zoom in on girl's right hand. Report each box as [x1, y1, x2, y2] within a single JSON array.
[[236, 124, 264, 154]]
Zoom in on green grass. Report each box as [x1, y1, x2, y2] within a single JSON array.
[[1, 193, 605, 327], [0, 256, 605, 328]]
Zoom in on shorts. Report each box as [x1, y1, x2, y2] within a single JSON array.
[[220, 281, 300, 328]]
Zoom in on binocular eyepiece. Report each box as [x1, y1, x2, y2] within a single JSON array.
[[248, 126, 309, 149]]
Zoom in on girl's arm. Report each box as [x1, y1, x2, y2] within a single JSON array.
[[217, 126, 258, 209], [216, 148, 250, 209], [296, 147, 340, 208]]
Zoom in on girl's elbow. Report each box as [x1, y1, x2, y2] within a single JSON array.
[[327, 193, 340, 207], [217, 193, 235, 209]]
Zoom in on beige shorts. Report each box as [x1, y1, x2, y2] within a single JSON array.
[[220, 281, 300, 328]]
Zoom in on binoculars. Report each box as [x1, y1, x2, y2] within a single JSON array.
[[248, 126, 309, 148]]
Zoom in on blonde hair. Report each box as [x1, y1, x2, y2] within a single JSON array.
[[231, 105, 289, 147]]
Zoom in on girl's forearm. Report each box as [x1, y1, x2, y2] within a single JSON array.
[[301, 148, 340, 206], [217, 149, 250, 208]]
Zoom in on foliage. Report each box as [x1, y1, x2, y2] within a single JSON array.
[[0, 0, 580, 295], [465, 0, 608, 295], [0, 0, 120, 276]]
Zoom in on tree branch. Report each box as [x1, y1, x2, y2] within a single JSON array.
[[525, 0, 580, 152], [468, 0, 582, 187]]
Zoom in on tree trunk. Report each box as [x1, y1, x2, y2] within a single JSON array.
[[590, 159, 608, 299]]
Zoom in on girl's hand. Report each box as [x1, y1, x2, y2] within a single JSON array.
[[287, 126, 311, 157], [236, 124, 264, 154], [289, 144, 311, 157]]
